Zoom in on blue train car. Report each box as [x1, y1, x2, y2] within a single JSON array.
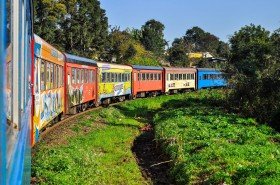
[[197, 68, 227, 89], [0, 0, 33, 184]]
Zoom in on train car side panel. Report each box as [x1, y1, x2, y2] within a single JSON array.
[[164, 67, 197, 93], [97, 62, 132, 103], [33, 35, 65, 141], [197, 68, 227, 89], [132, 65, 164, 98], [64, 54, 98, 114]]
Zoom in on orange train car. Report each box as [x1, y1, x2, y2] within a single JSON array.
[[33, 34, 65, 143], [131, 65, 164, 98], [64, 54, 98, 114]]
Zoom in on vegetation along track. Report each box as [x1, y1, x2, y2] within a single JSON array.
[[33, 89, 280, 184]]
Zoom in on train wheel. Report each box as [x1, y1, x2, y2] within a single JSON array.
[[82, 104, 87, 112]]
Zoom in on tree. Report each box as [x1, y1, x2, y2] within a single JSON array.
[[140, 19, 166, 56], [228, 24, 280, 125], [183, 26, 221, 55], [106, 29, 159, 66], [168, 38, 189, 67], [33, 0, 67, 48], [229, 24, 272, 77], [34, 0, 109, 58]]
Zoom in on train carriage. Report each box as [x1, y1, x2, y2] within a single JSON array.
[[97, 62, 132, 104], [1, 0, 33, 184], [197, 68, 227, 89], [65, 54, 98, 114], [33, 35, 65, 142], [131, 65, 164, 98], [164, 67, 197, 93]]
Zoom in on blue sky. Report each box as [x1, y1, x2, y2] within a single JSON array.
[[100, 0, 280, 44]]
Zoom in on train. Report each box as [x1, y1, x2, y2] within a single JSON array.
[[32, 34, 228, 144], [0, 1, 227, 184]]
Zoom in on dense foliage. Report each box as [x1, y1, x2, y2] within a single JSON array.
[[228, 24, 280, 127], [105, 28, 160, 66], [140, 19, 167, 57], [168, 27, 230, 67], [34, 0, 109, 58]]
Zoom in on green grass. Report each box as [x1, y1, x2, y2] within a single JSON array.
[[32, 108, 148, 185], [152, 90, 280, 184], [32, 90, 280, 184]]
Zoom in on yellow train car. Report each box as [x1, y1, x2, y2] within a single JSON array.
[[97, 62, 132, 104], [164, 67, 197, 93], [33, 34, 65, 141]]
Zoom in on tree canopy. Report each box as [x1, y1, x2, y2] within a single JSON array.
[[140, 19, 167, 57], [34, 0, 109, 58]]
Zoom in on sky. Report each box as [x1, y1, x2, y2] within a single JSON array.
[[100, 0, 280, 44]]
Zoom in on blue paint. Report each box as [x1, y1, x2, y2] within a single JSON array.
[[197, 68, 227, 89], [132, 65, 163, 71], [65, 53, 97, 66], [0, 0, 7, 184], [7, 101, 31, 185]]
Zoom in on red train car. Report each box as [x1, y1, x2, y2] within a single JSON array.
[[64, 54, 98, 114], [132, 65, 164, 98]]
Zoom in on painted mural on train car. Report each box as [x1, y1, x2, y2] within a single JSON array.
[[97, 62, 132, 102], [33, 35, 65, 141], [68, 84, 84, 107]]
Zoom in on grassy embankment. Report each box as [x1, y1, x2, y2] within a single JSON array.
[[32, 90, 280, 184]]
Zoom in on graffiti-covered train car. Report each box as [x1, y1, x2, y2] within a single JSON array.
[[65, 54, 98, 114], [97, 62, 132, 104], [33, 35, 65, 142]]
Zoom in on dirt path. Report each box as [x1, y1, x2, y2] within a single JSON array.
[[132, 125, 174, 185]]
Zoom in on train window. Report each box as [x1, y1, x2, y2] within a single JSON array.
[[137, 73, 140, 81], [149, 74, 153, 80], [40, 61, 45, 90], [122, 73, 126, 82], [182, 74, 186, 80], [159, 74, 161, 80], [50, 63, 54, 89], [102, 72, 106, 83], [81, 69, 84, 83], [169, 74, 173, 81], [77, 69, 81, 84], [89, 70, 92, 83], [84, 70, 87, 83], [142, 73, 145, 81], [175, 74, 178, 80], [128, 73, 131, 81], [57, 65, 59, 88], [104, 72, 108, 82], [46, 62, 50, 90], [117, 73, 121, 82], [54, 65, 57, 89], [71, 68, 75, 84], [179, 74, 182, 80]]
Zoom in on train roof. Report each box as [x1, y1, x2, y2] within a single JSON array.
[[164, 67, 197, 72], [132, 65, 163, 70], [197, 68, 222, 72], [34, 34, 65, 63], [96, 62, 132, 70], [65, 53, 97, 66]]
